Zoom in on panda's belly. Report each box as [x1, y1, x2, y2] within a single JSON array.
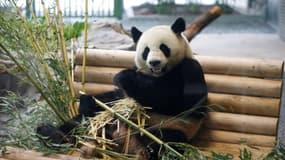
[[135, 73, 185, 115]]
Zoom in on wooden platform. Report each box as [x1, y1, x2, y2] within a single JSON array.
[[73, 48, 284, 159]]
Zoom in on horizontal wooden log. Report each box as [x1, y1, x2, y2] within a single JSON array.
[[206, 74, 282, 98], [205, 112, 278, 136], [197, 129, 276, 147], [75, 48, 134, 68], [208, 93, 280, 117], [75, 49, 284, 78], [74, 66, 123, 84], [191, 140, 272, 160], [74, 66, 282, 98], [72, 82, 281, 116], [73, 82, 116, 97], [0, 147, 87, 160], [198, 56, 284, 79]]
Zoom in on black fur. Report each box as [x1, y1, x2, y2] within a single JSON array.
[[131, 26, 142, 43], [37, 91, 124, 144], [171, 17, 186, 34], [114, 58, 208, 117]]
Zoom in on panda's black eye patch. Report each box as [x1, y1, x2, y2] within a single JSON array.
[[160, 43, 170, 58], [142, 47, 150, 60]]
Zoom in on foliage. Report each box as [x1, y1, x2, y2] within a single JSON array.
[[0, 92, 73, 154], [0, 0, 83, 123], [64, 22, 86, 41], [264, 145, 285, 160]]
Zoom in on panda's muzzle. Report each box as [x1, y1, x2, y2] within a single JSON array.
[[149, 60, 161, 67]]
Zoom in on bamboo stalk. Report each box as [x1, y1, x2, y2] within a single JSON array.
[[0, 44, 67, 122], [12, 1, 53, 79], [55, 0, 78, 116], [27, 0, 49, 53], [71, 39, 75, 82], [41, 0, 55, 43], [205, 112, 278, 136], [81, 0, 89, 92], [94, 98, 184, 158]]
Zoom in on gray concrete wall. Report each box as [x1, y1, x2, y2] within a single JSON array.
[[280, 0, 285, 40]]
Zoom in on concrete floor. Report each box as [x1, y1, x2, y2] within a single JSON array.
[[190, 33, 285, 60]]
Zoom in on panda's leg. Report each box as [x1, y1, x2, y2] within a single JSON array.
[[37, 90, 125, 144], [37, 94, 98, 144]]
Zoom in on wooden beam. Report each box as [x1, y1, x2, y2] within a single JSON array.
[[184, 5, 222, 42], [75, 49, 284, 79], [205, 112, 278, 136], [197, 129, 276, 147], [278, 68, 285, 145]]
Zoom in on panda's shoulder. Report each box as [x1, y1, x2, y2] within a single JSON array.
[[181, 58, 202, 70]]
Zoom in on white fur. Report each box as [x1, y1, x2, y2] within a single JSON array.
[[135, 25, 193, 77]]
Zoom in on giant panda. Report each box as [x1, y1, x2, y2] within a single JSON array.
[[37, 17, 208, 159]]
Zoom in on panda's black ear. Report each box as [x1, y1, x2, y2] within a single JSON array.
[[171, 17, 186, 34], [131, 27, 142, 43]]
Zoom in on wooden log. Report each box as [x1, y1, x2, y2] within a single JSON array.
[[208, 93, 280, 117], [74, 66, 282, 98], [206, 74, 282, 98], [197, 129, 276, 147], [205, 112, 278, 136], [74, 66, 123, 84], [73, 82, 116, 97], [72, 82, 281, 115], [75, 48, 134, 67], [191, 140, 272, 160], [0, 147, 87, 160], [198, 56, 284, 79], [75, 49, 284, 79], [184, 6, 222, 42]]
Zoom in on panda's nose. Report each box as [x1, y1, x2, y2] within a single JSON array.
[[149, 60, 161, 67]]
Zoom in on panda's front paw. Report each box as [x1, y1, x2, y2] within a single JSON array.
[[37, 124, 67, 144], [79, 94, 99, 117], [113, 69, 136, 89]]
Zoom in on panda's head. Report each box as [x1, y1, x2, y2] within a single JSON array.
[[131, 17, 193, 77]]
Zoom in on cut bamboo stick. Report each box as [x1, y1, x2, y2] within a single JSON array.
[[74, 67, 282, 98], [204, 112, 278, 136], [191, 140, 272, 160], [197, 129, 276, 147], [73, 82, 116, 97], [208, 93, 280, 117], [75, 49, 284, 78], [206, 74, 282, 98]]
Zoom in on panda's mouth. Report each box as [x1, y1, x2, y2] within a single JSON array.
[[150, 66, 167, 74]]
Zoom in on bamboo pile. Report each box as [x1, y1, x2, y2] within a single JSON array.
[[74, 48, 284, 159]]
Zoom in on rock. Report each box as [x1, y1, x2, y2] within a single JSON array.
[[76, 19, 135, 50]]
